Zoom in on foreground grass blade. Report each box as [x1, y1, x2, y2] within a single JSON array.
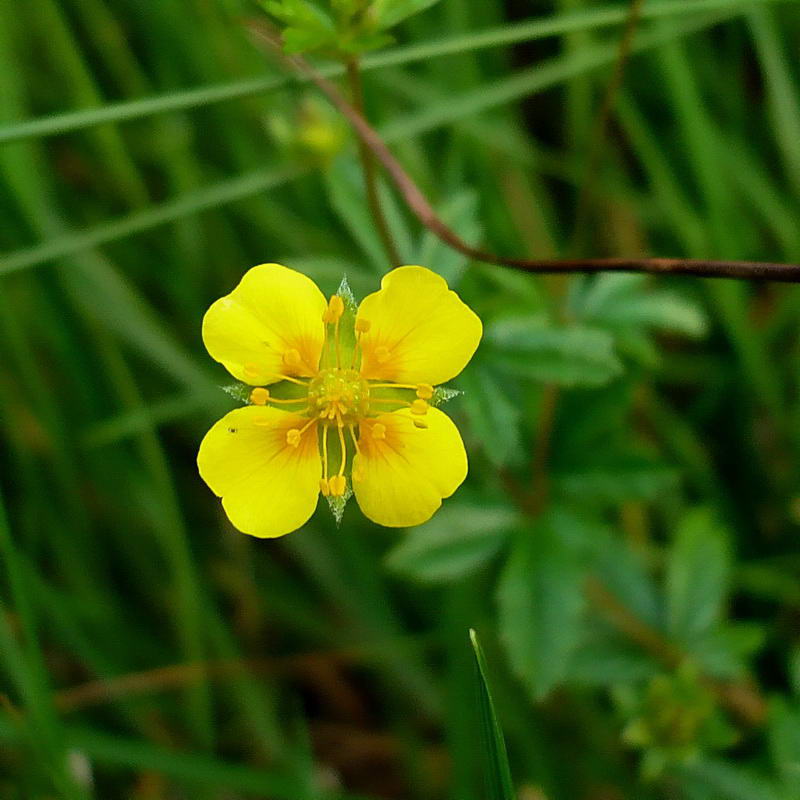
[[470, 630, 516, 800]]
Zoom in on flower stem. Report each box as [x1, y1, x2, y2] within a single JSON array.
[[345, 58, 402, 268]]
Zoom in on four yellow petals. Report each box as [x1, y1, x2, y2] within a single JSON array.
[[198, 264, 482, 538]]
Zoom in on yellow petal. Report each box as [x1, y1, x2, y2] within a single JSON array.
[[353, 407, 467, 527], [203, 263, 327, 385], [356, 266, 482, 385], [198, 406, 320, 538]]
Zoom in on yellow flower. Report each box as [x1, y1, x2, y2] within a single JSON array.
[[198, 264, 482, 538]]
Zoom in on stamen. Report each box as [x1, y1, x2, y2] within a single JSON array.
[[371, 422, 386, 440], [277, 373, 310, 386], [366, 383, 433, 397], [350, 330, 363, 370], [249, 387, 269, 405], [410, 399, 428, 416], [243, 362, 262, 378], [324, 294, 345, 323], [355, 318, 370, 333], [329, 474, 347, 496], [335, 316, 342, 369], [337, 418, 347, 477], [412, 418, 428, 429], [269, 397, 308, 406], [348, 424, 361, 455], [369, 397, 410, 404], [321, 423, 329, 486], [319, 478, 330, 496], [286, 417, 315, 447]]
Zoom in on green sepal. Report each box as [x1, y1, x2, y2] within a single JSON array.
[[335, 273, 358, 312], [430, 386, 461, 406], [222, 382, 252, 404], [326, 484, 352, 527]]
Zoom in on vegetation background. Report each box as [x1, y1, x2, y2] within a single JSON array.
[[2, 0, 800, 797]]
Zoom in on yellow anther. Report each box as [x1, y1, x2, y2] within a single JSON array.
[[372, 422, 386, 440], [412, 418, 428, 429], [243, 362, 261, 377], [329, 475, 347, 496], [282, 349, 302, 368], [249, 387, 269, 405], [323, 294, 344, 323], [286, 429, 301, 447], [416, 383, 434, 400], [355, 318, 371, 333], [319, 478, 330, 496], [374, 345, 391, 363], [410, 398, 428, 416]]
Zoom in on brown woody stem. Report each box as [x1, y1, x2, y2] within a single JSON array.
[[254, 26, 800, 283]]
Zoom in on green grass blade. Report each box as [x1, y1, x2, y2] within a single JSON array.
[[470, 630, 516, 800], [0, 0, 785, 146], [0, 165, 304, 277]]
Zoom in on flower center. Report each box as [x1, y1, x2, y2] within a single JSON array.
[[308, 368, 370, 424]]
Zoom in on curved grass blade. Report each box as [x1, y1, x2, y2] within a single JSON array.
[[470, 629, 516, 800]]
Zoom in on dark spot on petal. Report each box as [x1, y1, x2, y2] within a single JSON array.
[[228, 427, 238, 434]]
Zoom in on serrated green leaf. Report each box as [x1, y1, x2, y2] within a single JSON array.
[[591, 528, 662, 629], [470, 630, 515, 800], [487, 317, 623, 387], [458, 366, 523, 467], [385, 501, 517, 583], [666, 509, 732, 643], [497, 515, 586, 700]]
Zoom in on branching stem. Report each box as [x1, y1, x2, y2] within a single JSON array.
[[256, 26, 800, 282]]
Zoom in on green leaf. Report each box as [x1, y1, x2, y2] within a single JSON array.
[[470, 630, 516, 800], [574, 274, 707, 338], [591, 528, 662, 629], [689, 624, 765, 679], [567, 632, 660, 687], [497, 514, 586, 700], [458, 365, 524, 467], [666, 509, 732, 643], [324, 156, 388, 271], [487, 316, 623, 387], [385, 500, 517, 583], [767, 700, 800, 799], [554, 453, 679, 504], [375, 0, 443, 30], [415, 189, 481, 286], [679, 759, 782, 800]]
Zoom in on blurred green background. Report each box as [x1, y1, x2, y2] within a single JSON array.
[[3, 0, 800, 797]]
